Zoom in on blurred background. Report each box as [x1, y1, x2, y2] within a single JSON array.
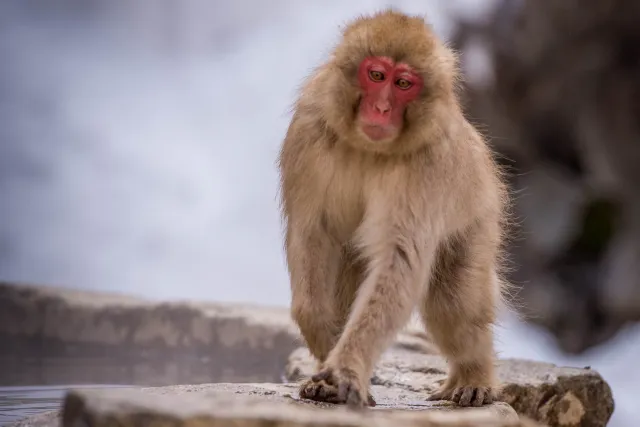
[[1, 0, 639, 425]]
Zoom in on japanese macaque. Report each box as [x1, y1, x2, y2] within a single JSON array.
[[277, 9, 510, 409]]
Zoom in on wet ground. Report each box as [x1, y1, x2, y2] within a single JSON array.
[[0, 355, 279, 425], [0, 356, 134, 425], [0, 384, 131, 425]]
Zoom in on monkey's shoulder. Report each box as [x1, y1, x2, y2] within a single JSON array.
[[388, 138, 504, 225]]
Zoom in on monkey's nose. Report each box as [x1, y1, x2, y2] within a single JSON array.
[[374, 101, 391, 114]]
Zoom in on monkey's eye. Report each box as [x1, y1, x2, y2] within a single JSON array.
[[395, 78, 412, 90], [368, 70, 385, 82]]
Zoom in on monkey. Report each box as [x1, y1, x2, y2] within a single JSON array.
[[277, 9, 510, 409]]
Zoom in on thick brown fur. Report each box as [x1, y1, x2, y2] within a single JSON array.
[[277, 9, 510, 409]]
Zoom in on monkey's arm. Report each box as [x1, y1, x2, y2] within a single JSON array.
[[280, 113, 345, 363], [287, 220, 343, 362], [315, 190, 437, 407]]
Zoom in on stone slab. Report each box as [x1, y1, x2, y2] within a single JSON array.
[[54, 383, 540, 427], [285, 347, 614, 427]]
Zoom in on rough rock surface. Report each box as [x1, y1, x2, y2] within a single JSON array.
[[285, 347, 614, 427], [0, 282, 429, 386], [16, 383, 541, 427], [0, 282, 300, 385]]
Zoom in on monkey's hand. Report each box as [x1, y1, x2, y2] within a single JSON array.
[[427, 384, 496, 407], [298, 366, 375, 409]]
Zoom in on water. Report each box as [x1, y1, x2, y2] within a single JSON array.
[[0, 352, 284, 424], [0, 385, 130, 425]]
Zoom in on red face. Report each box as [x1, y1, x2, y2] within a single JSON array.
[[356, 56, 423, 141]]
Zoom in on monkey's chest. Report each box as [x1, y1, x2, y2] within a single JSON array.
[[319, 173, 367, 242]]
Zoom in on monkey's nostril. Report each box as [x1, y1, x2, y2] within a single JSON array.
[[375, 103, 391, 114]]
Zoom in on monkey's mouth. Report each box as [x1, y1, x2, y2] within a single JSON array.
[[360, 123, 396, 141]]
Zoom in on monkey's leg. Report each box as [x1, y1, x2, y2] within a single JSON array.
[[302, 233, 433, 408], [422, 223, 500, 407]]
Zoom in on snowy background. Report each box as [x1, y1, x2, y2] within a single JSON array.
[[0, 1, 637, 425]]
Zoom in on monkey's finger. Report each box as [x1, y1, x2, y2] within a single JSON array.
[[458, 387, 475, 406], [301, 384, 318, 399], [316, 384, 331, 401], [298, 384, 309, 397], [300, 380, 326, 400], [451, 388, 464, 404], [483, 389, 494, 405], [458, 387, 476, 407], [471, 388, 485, 407]]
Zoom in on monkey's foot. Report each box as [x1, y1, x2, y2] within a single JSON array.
[[298, 368, 374, 409], [427, 385, 495, 407]]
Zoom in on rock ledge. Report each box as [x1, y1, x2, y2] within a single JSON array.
[[55, 383, 538, 427], [286, 347, 614, 427]]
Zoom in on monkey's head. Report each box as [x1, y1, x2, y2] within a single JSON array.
[[321, 9, 460, 154]]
